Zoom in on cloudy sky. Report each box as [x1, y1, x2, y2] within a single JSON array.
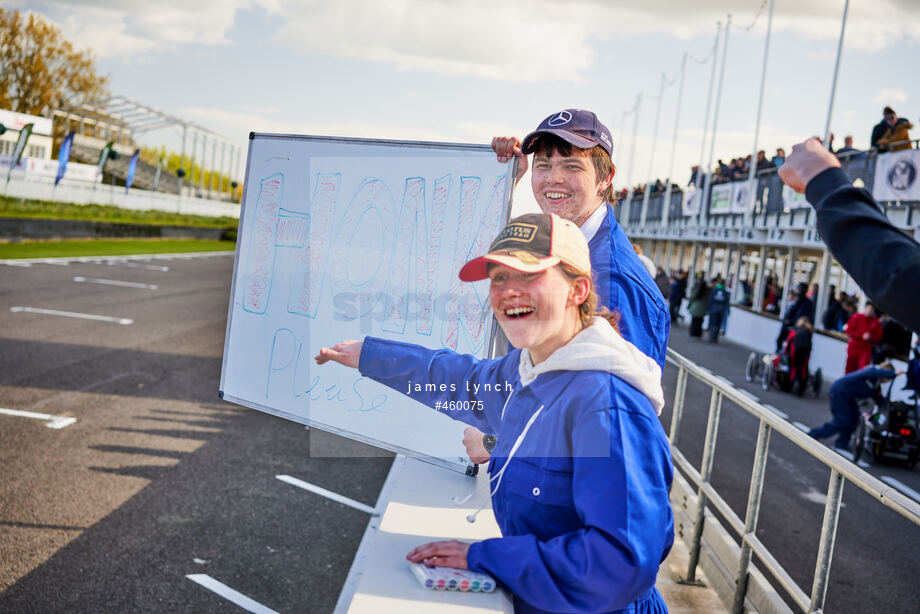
[[13, 0, 920, 208]]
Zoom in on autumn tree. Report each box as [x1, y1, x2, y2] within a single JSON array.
[[0, 8, 109, 117]]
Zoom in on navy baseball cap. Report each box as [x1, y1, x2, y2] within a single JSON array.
[[521, 109, 613, 157]]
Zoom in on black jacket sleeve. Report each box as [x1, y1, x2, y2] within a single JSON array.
[[805, 167, 920, 333]]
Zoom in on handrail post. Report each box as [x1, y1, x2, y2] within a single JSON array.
[[684, 388, 723, 583], [810, 469, 845, 612], [669, 366, 688, 446], [731, 420, 772, 613]]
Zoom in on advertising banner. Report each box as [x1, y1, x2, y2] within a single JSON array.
[[872, 149, 920, 202], [730, 181, 750, 213], [682, 186, 700, 216], [709, 183, 732, 214]]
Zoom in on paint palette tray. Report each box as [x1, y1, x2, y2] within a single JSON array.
[[409, 563, 496, 592]]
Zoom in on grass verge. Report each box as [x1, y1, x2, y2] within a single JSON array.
[[0, 239, 236, 260], [0, 195, 238, 229]]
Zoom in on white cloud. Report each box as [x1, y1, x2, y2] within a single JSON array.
[[38, 0, 264, 57], [873, 88, 909, 104], [27, 0, 920, 82]]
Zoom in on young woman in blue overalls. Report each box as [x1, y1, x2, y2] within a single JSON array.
[[316, 213, 674, 614]]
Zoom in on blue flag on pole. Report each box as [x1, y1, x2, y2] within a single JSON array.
[[125, 148, 140, 192], [55, 130, 75, 186]]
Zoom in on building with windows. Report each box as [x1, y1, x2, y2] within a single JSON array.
[[0, 108, 53, 160]]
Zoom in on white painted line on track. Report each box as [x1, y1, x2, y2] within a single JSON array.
[[792, 421, 810, 433], [880, 476, 920, 504], [107, 261, 169, 272], [764, 404, 789, 419], [73, 276, 158, 290], [43, 260, 70, 266], [0, 407, 76, 429], [10, 306, 133, 325], [186, 574, 279, 614], [276, 474, 375, 514], [4, 261, 32, 267]]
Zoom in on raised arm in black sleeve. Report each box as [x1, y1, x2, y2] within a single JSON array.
[[805, 167, 920, 333]]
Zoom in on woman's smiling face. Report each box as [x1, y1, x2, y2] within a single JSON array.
[[488, 263, 586, 364]]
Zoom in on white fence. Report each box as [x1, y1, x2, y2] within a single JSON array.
[[2, 172, 240, 219]]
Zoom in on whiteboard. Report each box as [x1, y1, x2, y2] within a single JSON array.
[[220, 133, 514, 473]]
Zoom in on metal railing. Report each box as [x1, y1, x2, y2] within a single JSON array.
[[665, 347, 920, 614]]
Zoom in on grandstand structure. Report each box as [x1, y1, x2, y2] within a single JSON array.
[[617, 144, 919, 372], [51, 95, 242, 199]]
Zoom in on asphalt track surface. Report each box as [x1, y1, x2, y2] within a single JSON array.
[[0, 254, 917, 613]]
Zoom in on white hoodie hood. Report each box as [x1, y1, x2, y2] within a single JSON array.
[[518, 317, 665, 415]]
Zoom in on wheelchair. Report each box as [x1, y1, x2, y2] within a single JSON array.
[[745, 350, 822, 398], [851, 376, 920, 468]]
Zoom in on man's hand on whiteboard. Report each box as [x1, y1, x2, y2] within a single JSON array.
[[463, 426, 492, 464], [314, 340, 363, 369], [407, 540, 471, 570], [491, 136, 528, 186]]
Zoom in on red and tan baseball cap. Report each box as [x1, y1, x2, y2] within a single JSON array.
[[458, 213, 591, 282]]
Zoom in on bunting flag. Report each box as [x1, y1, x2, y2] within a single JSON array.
[[872, 149, 920, 202], [96, 140, 114, 181], [6, 122, 33, 184], [125, 148, 140, 192], [55, 130, 75, 186]]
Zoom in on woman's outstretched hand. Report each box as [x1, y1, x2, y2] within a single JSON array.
[[314, 340, 363, 369], [407, 540, 471, 570]]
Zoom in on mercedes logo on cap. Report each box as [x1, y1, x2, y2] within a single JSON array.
[[547, 111, 573, 126]]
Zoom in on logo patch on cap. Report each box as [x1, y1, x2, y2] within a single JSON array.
[[547, 111, 573, 126], [491, 222, 537, 249]]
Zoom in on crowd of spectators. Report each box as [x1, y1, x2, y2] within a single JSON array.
[[621, 106, 914, 197], [649, 264, 914, 361]]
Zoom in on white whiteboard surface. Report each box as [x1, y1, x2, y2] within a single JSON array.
[[220, 134, 513, 472]]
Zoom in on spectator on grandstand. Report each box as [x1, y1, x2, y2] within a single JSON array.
[[835, 135, 859, 157], [755, 150, 775, 174], [871, 107, 914, 151], [687, 273, 710, 338], [772, 147, 786, 167], [844, 302, 883, 373], [733, 157, 748, 180], [688, 165, 700, 186]]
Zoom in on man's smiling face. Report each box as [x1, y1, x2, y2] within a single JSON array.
[[530, 147, 609, 227]]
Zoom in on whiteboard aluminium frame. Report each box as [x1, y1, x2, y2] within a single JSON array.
[[219, 132, 516, 475]]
